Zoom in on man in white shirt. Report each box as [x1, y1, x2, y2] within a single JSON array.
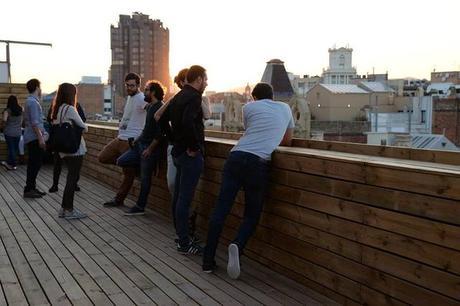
[[98, 72, 147, 207], [203, 83, 294, 278]]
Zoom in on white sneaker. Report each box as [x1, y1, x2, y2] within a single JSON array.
[[64, 209, 87, 220], [227, 243, 241, 279]]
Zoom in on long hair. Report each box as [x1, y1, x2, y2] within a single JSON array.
[[6, 95, 23, 116], [51, 83, 77, 120], [174, 68, 188, 89]]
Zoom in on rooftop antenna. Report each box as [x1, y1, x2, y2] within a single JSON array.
[[0, 40, 52, 83]]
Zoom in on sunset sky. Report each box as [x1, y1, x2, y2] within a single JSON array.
[[1, 0, 459, 93]]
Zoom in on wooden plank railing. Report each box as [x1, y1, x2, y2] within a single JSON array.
[[79, 124, 460, 305]]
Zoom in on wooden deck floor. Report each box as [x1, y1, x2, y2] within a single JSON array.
[[0, 165, 334, 306]]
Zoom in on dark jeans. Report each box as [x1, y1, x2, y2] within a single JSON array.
[[203, 151, 269, 264], [62, 155, 83, 210], [25, 140, 44, 192], [52, 152, 80, 187], [117, 142, 159, 209], [5, 135, 20, 167], [172, 151, 204, 247]]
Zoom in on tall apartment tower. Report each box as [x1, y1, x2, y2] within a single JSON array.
[[110, 12, 170, 98]]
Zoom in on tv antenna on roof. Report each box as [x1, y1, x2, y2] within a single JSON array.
[[0, 40, 52, 83]]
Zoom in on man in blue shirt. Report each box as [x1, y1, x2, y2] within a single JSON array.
[[203, 83, 295, 278], [23, 79, 47, 198]]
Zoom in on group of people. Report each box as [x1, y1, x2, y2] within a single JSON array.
[[2, 65, 294, 279], [99, 65, 294, 279]]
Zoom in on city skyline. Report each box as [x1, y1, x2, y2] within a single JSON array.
[[1, 0, 460, 93]]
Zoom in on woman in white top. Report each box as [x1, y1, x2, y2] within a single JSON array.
[[50, 83, 88, 219]]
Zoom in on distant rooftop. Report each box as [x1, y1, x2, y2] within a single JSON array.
[[320, 84, 368, 94], [359, 81, 394, 93], [261, 59, 294, 98]]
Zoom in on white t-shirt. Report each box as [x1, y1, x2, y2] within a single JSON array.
[[231, 99, 295, 160], [118, 92, 148, 140]]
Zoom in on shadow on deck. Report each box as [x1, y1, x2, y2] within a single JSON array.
[[0, 166, 333, 305]]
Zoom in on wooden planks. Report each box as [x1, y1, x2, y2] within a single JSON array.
[[0, 163, 327, 306]]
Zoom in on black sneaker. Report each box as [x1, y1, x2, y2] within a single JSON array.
[[23, 190, 43, 198], [177, 242, 203, 255], [191, 234, 201, 244], [174, 235, 201, 244], [124, 206, 145, 216], [49, 185, 58, 193], [34, 189, 46, 196], [75, 185, 81, 192], [103, 200, 123, 207], [202, 261, 217, 273]]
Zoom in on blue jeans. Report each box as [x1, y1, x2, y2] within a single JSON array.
[[203, 151, 270, 264], [117, 142, 159, 209], [172, 150, 204, 247], [5, 135, 20, 167]]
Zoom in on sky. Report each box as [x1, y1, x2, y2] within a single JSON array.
[[1, 0, 460, 93]]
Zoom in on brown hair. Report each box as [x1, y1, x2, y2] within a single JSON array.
[[146, 80, 166, 101], [26, 78, 40, 94], [186, 65, 206, 83], [125, 72, 141, 84], [51, 83, 77, 120], [174, 68, 188, 89]]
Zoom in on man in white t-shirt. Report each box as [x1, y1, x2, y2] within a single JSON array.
[[98, 72, 147, 207], [203, 83, 294, 278]]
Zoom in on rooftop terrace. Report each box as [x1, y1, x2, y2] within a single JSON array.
[[1, 83, 460, 305]]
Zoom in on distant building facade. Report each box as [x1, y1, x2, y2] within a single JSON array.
[[289, 74, 321, 96], [76, 77, 104, 119], [110, 12, 170, 97], [432, 96, 460, 146], [322, 47, 357, 85], [431, 71, 460, 84]]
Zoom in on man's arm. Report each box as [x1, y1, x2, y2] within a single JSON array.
[[279, 106, 295, 147], [29, 102, 45, 149], [159, 102, 172, 143], [154, 100, 170, 122], [279, 128, 294, 146], [182, 95, 202, 154], [142, 105, 165, 159]]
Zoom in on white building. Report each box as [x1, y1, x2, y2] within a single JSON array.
[[80, 76, 102, 84], [288, 73, 321, 96], [369, 96, 433, 134], [322, 47, 357, 85]]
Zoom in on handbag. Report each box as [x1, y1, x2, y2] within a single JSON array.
[[49, 105, 83, 153]]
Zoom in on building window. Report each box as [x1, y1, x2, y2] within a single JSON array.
[[339, 54, 345, 68], [421, 110, 426, 123]]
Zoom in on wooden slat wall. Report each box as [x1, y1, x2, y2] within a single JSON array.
[[0, 83, 28, 159], [205, 130, 460, 166], [82, 125, 460, 306]]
